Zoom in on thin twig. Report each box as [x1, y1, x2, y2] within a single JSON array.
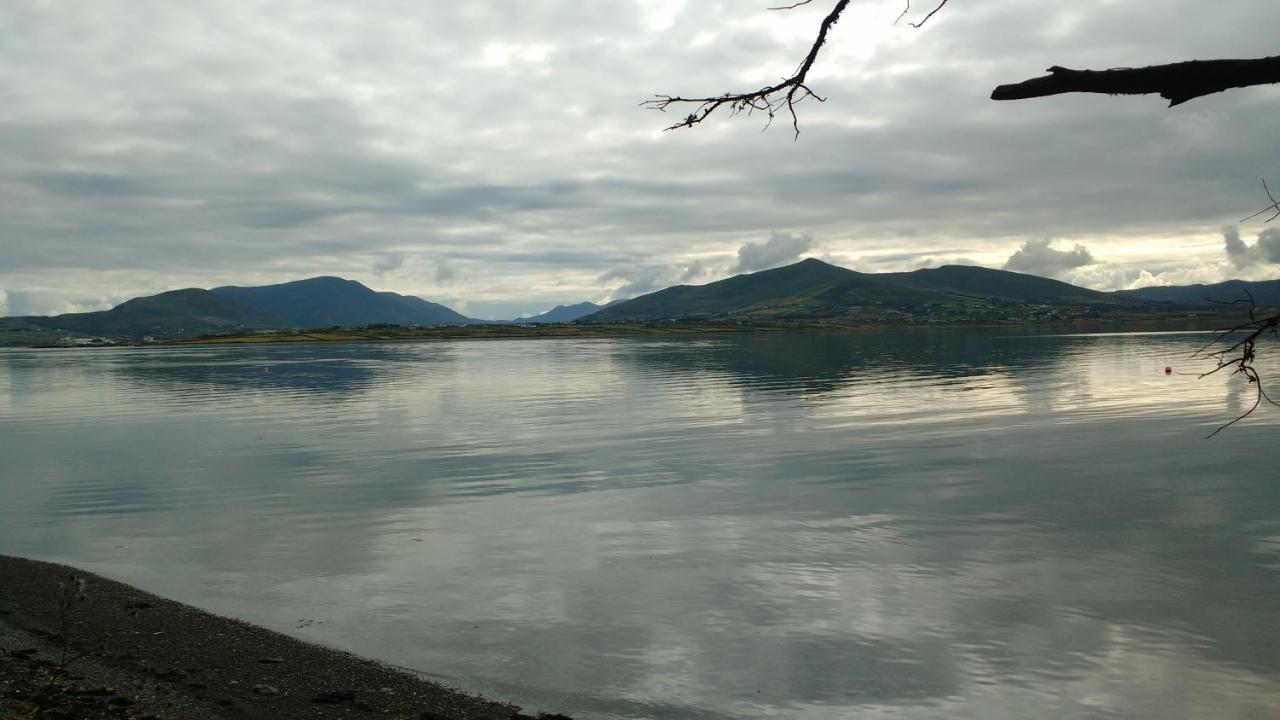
[[645, 0, 851, 138], [648, 0, 950, 135], [907, 0, 950, 28], [1240, 179, 1280, 223], [1191, 290, 1280, 436]]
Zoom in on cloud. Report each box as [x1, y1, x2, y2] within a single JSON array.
[[1224, 226, 1280, 267], [914, 256, 978, 270], [1, 1, 1277, 312], [1003, 238, 1095, 277], [2, 288, 116, 316], [733, 232, 814, 273], [1224, 227, 1249, 266], [371, 254, 405, 276], [599, 264, 671, 299], [0, 290, 8, 317], [1263, 229, 1280, 262], [681, 260, 710, 282], [434, 258, 457, 283]]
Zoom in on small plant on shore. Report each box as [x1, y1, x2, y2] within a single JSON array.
[[9, 575, 150, 719]]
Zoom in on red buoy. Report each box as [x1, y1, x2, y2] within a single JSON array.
[[1164, 366, 1172, 375]]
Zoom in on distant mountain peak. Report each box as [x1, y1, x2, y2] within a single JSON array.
[[513, 301, 602, 324], [212, 277, 472, 328], [585, 256, 1139, 323]]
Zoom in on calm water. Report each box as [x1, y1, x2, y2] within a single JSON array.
[[2, 331, 1279, 719]]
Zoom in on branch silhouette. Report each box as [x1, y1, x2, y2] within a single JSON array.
[[1193, 289, 1280, 437], [991, 56, 1280, 106], [646, 1, 948, 137]]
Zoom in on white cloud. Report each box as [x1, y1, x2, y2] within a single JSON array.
[[1003, 238, 1094, 277], [733, 232, 815, 273]]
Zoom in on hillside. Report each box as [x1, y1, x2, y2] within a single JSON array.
[[877, 265, 1135, 305], [212, 277, 473, 327], [2, 289, 285, 341], [1116, 279, 1280, 308], [583, 259, 1174, 324], [514, 302, 602, 324], [584, 259, 967, 322], [7, 264, 1277, 346], [0, 277, 475, 344]]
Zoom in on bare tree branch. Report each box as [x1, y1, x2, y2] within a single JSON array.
[[991, 56, 1280, 106], [1240, 179, 1280, 224], [645, 0, 852, 138], [1192, 289, 1280, 437], [648, 0, 952, 135], [907, 0, 950, 29]]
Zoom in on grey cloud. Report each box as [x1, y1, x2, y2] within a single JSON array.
[[25, 171, 145, 197], [599, 265, 669, 299], [1224, 227, 1249, 266], [733, 232, 814, 274], [681, 260, 714, 282], [1003, 239, 1095, 277], [1225, 226, 1280, 267], [3, 289, 112, 316], [1, 0, 1277, 313], [916, 257, 978, 270], [372, 254, 405, 276], [1262, 229, 1280, 263], [1223, 225, 1244, 262], [853, 251, 977, 271], [434, 259, 456, 283]]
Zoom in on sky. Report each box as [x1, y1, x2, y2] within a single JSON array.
[[2, 0, 1279, 320]]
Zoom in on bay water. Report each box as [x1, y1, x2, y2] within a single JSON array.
[[1, 331, 1278, 718]]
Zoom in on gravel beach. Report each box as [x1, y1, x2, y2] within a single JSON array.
[[0, 555, 571, 719]]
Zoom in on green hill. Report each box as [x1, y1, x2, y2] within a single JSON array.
[[1116, 279, 1280, 308], [212, 277, 472, 327], [877, 265, 1135, 305], [513, 302, 603, 324], [0, 277, 476, 344], [584, 259, 966, 322], [584, 259, 1161, 324], [3, 288, 284, 341]]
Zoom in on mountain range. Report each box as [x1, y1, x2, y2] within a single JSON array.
[[1115, 279, 1280, 308], [513, 302, 604, 324], [2, 260, 1277, 343], [211, 277, 471, 328], [586, 259, 1141, 323], [0, 277, 475, 342]]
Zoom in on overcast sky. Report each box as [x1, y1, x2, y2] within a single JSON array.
[[3, 0, 1278, 319]]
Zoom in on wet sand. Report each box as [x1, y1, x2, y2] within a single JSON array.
[[0, 555, 571, 719]]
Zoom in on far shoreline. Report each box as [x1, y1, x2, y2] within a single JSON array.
[[5, 310, 1245, 350]]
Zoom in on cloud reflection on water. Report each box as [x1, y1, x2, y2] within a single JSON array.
[[0, 333, 1278, 719]]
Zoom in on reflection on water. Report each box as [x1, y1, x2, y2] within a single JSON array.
[[1, 331, 1278, 719]]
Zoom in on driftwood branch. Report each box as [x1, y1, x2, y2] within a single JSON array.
[[992, 56, 1280, 106]]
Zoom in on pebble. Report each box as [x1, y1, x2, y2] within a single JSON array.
[[313, 689, 357, 704], [253, 683, 279, 696]]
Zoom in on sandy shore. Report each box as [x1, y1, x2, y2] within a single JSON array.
[[0, 555, 571, 719]]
